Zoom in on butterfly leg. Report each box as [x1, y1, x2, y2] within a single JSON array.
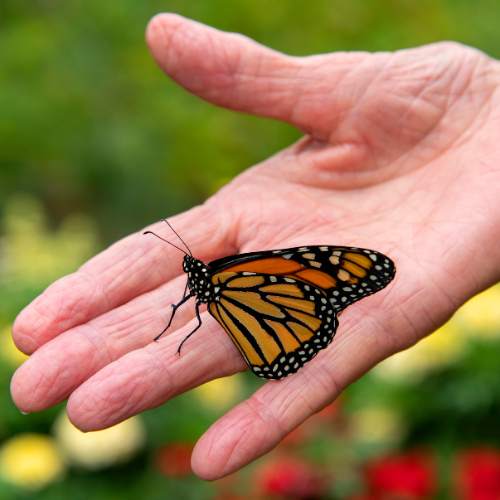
[[154, 279, 193, 342], [176, 302, 202, 355]]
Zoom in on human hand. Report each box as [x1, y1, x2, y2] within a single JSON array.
[[11, 14, 500, 480]]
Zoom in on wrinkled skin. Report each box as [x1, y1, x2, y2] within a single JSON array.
[[11, 14, 500, 480]]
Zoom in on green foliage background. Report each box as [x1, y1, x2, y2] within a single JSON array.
[[1, 1, 500, 499], [2, 0, 500, 244]]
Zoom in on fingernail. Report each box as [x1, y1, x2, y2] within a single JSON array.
[[20, 410, 31, 415]]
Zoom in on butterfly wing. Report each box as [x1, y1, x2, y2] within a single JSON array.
[[210, 245, 395, 314], [207, 272, 337, 379]]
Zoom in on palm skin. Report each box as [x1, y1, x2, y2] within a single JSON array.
[[11, 14, 500, 480]]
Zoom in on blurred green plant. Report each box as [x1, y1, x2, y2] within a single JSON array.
[[0, 193, 99, 322], [2, 0, 500, 244]]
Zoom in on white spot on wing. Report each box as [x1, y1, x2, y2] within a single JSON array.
[[338, 269, 350, 281]]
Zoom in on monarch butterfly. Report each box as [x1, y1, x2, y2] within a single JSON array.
[[145, 220, 396, 380]]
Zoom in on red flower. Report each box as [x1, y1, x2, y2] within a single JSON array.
[[455, 448, 500, 500], [155, 443, 193, 477], [255, 456, 330, 499], [365, 451, 436, 500]]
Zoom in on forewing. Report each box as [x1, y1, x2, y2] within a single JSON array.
[[210, 246, 395, 314], [207, 272, 338, 380]]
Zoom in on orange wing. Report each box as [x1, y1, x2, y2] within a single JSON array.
[[207, 272, 338, 379], [212, 245, 395, 313]]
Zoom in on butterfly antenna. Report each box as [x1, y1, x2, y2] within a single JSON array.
[[161, 219, 193, 257], [143, 231, 188, 256]]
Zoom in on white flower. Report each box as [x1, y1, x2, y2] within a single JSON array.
[[53, 411, 145, 470]]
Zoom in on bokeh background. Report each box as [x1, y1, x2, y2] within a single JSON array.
[[1, 1, 500, 499]]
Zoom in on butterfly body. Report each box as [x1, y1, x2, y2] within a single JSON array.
[[170, 245, 396, 380], [182, 256, 213, 304]]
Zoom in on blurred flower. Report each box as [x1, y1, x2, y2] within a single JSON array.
[[255, 456, 331, 499], [350, 407, 406, 446], [0, 323, 29, 368], [0, 193, 99, 289], [53, 411, 145, 470], [373, 321, 466, 384], [456, 286, 500, 339], [365, 450, 436, 500], [455, 448, 500, 500], [155, 443, 193, 477], [0, 433, 65, 490], [193, 374, 244, 411]]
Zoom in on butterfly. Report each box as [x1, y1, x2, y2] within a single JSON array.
[[145, 220, 396, 380]]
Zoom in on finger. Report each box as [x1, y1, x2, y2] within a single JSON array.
[[146, 14, 370, 139], [190, 306, 403, 480], [11, 274, 197, 412], [62, 279, 406, 432], [12, 204, 235, 354], [64, 313, 247, 431]]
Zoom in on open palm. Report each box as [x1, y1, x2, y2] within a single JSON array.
[[11, 14, 500, 480]]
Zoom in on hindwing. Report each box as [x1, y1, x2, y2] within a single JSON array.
[[207, 272, 338, 380]]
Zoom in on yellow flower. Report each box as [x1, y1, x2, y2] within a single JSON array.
[[1, 193, 99, 289], [193, 374, 243, 411], [0, 434, 65, 490], [53, 411, 145, 470], [456, 285, 500, 338], [374, 321, 466, 384], [0, 323, 29, 368], [350, 407, 406, 445]]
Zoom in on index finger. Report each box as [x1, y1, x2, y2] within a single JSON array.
[[12, 204, 234, 354]]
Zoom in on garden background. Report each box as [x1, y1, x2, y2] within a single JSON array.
[[1, 1, 500, 499]]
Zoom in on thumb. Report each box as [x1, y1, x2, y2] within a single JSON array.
[[146, 13, 370, 140]]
